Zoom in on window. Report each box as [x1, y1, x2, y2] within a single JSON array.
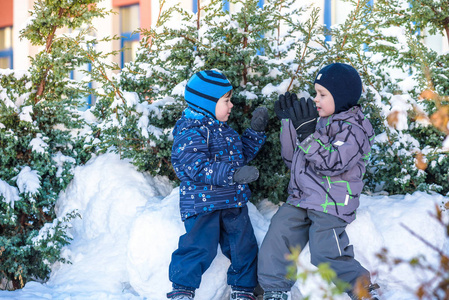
[[0, 26, 13, 69], [192, 0, 263, 14], [324, 0, 374, 42], [223, 0, 230, 12], [120, 4, 140, 67]]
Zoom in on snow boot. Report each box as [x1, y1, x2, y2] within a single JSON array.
[[263, 291, 289, 300], [230, 290, 257, 300], [166, 288, 195, 300], [348, 283, 380, 300]]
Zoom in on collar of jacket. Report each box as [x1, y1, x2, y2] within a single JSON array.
[[184, 107, 225, 126], [318, 106, 361, 125]]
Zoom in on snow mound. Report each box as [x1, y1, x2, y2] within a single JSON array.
[[0, 153, 447, 300]]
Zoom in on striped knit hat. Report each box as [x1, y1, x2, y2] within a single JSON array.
[[184, 70, 233, 118]]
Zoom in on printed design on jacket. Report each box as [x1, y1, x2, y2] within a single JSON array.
[[319, 175, 353, 213], [172, 108, 266, 220], [280, 106, 375, 223]]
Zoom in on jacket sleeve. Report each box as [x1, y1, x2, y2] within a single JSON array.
[[299, 121, 368, 176], [280, 119, 298, 169], [241, 128, 266, 164], [172, 127, 234, 186]]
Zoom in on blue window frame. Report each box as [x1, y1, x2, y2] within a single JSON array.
[[0, 26, 13, 69], [71, 63, 94, 110], [223, 0, 230, 12], [324, 0, 332, 42], [192, 0, 263, 13], [324, 0, 373, 42], [120, 4, 140, 68], [121, 32, 140, 68], [257, 0, 265, 54]]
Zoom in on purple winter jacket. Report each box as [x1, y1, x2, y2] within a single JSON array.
[[280, 106, 375, 223]]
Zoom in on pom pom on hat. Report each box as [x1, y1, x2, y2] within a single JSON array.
[[314, 63, 362, 114], [184, 70, 233, 118]]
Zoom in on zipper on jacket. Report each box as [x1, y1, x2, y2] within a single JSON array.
[[206, 127, 210, 146], [326, 176, 332, 190]]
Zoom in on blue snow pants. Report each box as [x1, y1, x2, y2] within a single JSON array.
[[169, 205, 258, 291]]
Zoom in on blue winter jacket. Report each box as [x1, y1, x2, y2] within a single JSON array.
[[171, 108, 266, 220]]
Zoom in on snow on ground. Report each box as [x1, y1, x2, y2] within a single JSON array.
[[0, 153, 448, 300]]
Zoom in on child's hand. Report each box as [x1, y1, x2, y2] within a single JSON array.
[[233, 166, 259, 184], [251, 107, 269, 132], [274, 92, 295, 120], [289, 97, 318, 142]]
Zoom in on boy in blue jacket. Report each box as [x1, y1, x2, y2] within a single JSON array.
[[167, 70, 269, 300]]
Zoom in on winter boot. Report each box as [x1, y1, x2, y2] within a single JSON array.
[[367, 287, 380, 300], [348, 283, 380, 300], [166, 288, 195, 300], [230, 290, 257, 300], [263, 291, 289, 300]]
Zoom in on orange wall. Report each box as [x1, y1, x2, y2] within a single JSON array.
[[0, 0, 13, 28], [112, 0, 139, 6], [140, 0, 151, 30]]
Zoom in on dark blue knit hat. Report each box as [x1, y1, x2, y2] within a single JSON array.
[[314, 63, 362, 114], [184, 70, 233, 118]]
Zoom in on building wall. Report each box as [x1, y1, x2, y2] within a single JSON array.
[[0, 0, 13, 68], [0, 0, 13, 28], [12, 0, 40, 70]]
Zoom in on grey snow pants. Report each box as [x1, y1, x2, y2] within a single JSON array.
[[258, 203, 370, 293]]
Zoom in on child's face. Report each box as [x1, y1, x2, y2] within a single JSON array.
[[314, 83, 335, 117], [215, 91, 233, 122]]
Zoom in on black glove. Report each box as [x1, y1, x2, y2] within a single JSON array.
[[251, 106, 269, 132], [274, 92, 295, 120], [233, 165, 259, 184], [289, 97, 318, 142]]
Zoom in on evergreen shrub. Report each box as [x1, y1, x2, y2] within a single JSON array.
[[98, 0, 449, 201], [0, 0, 108, 289]]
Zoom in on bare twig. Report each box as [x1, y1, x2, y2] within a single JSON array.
[[197, 0, 200, 30], [401, 223, 446, 257], [35, 7, 66, 103]]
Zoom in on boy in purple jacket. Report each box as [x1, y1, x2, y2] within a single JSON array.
[[258, 63, 379, 300]]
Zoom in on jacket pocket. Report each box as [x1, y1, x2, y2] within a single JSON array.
[[340, 161, 365, 182]]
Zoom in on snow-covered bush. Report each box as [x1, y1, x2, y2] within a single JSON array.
[[94, 0, 319, 201], [95, 0, 449, 200], [0, 0, 109, 289], [357, 0, 449, 195]]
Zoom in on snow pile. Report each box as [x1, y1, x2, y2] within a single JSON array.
[[0, 153, 447, 300]]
